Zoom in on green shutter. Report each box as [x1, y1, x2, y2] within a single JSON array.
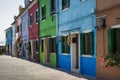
[[66, 36, 70, 53], [108, 28, 116, 54], [62, 36, 65, 53], [80, 33, 85, 55], [90, 31, 94, 55]]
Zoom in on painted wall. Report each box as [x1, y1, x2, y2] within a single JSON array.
[[12, 24, 16, 56], [22, 12, 29, 43], [96, 2, 120, 80], [5, 27, 12, 55], [57, 0, 96, 77], [39, 0, 56, 37], [6, 28, 12, 46], [28, 2, 38, 40], [39, 0, 57, 67]]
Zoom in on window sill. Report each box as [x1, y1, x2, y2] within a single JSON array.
[[41, 19, 45, 22], [29, 25, 32, 27], [82, 55, 92, 57], [62, 7, 69, 12], [62, 53, 70, 55]]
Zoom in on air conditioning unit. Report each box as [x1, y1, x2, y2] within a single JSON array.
[[96, 17, 106, 29]]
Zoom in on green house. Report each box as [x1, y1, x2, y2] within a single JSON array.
[[39, 0, 57, 67]]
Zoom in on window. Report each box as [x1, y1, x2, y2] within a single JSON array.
[[29, 14, 32, 26], [41, 39, 44, 52], [80, 0, 85, 2], [35, 9, 39, 23], [108, 28, 120, 54], [50, 0, 56, 15], [62, 36, 70, 53], [80, 32, 94, 55], [41, 5, 46, 20], [35, 40, 39, 52], [62, 0, 70, 10], [49, 37, 56, 53]]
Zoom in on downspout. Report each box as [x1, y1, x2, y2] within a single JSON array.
[[56, 0, 59, 67], [37, 0, 40, 62]]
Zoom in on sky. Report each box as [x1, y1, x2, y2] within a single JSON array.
[[0, 0, 24, 45]]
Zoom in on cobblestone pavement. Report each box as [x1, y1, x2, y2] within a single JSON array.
[[0, 55, 98, 80]]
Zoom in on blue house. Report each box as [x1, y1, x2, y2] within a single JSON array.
[[21, 10, 29, 59], [5, 27, 12, 55], [57, 0, 96, 77]]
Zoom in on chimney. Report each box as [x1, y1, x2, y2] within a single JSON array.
[[19, 5, 24, 13]]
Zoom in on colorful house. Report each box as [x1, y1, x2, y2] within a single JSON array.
[[11, 21, 16, 57], [5, 27, 12, 55], [28, 0, 39, 61], [39, 0, 57, 67], [96, 0, 120, 79], [21, 5, 29, 59], [14, 5, 24, 57], [57, 0, 96, 77]]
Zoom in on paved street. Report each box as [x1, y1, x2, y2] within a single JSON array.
[[0, 55, 97, 80]]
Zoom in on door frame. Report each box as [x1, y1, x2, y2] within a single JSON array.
[[71, 31, 80, 73]]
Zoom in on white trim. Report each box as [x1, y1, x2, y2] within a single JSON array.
[[71, 32, 80, 73], [51, 36, 56, 38], [41, 38, 45, 40], [96, 15, 107, 19], [62, 53, 70, 55], [83, 29, 92, 33], [82, 55, 92, 57], [62, 7, 69, 12], [80, 0, 86, 2], [111, 25, 120, 29], [62, 34, 68, 36]]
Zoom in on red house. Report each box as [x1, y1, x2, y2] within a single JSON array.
[[28, 0, 39, 62]]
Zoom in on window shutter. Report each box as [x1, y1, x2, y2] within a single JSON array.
[[80, 33, 85, 55], [90, 31, 94, 55], [108, 28, 116, 54], [66, 36, 70, 53], [49, 38, 52, 53], [62, 36, 65, 53]]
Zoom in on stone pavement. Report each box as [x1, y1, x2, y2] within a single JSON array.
[[0, 55, 99, 80]]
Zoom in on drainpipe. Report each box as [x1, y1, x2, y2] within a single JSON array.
[[37, 0, 40, 63], [56, 0, 59, 67]]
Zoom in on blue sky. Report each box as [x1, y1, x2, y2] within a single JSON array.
[[0, 0, 24, 45]]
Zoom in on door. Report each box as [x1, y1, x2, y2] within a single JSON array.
[[46, 38, 50, 63], [44, 38, 50, 63], [71, 33, 80, 73]]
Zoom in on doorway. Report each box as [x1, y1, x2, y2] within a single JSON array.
[[44, 38, 50, 64], [71, 32, 80, 73]]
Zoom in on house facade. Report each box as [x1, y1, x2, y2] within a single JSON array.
[[96, 0, 120, 79], [57, 0, 96, 77], [15, 8, 23, 57], [21, 10, 29, 59], [11, 22, 16, 57], [39, 0, 57, 67], [5, 27, 12, 55], [28, 0, 39, 61]]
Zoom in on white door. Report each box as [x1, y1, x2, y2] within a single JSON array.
[[71, 33, 80, 73]]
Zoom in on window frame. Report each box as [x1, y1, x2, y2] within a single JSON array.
[[61, 35, 70, 54], [62, 0, 70, 10], [35, 9, 39, 23], [41, 5, 46, 21], [81, 30, 94, 57], [49, 37, 56, 53], [50, 0, 56, 15], [29, 14, 33, 27]]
